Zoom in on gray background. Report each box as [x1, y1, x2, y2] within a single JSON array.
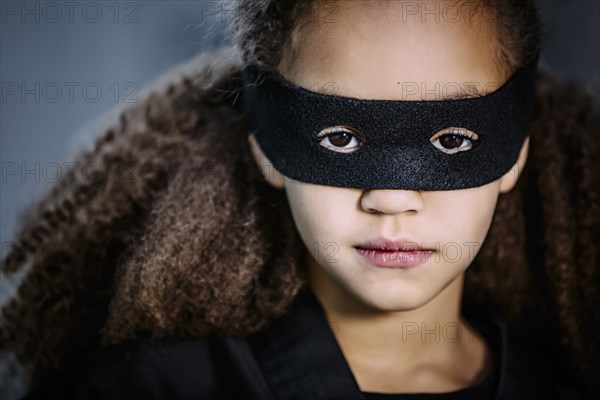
[[1, 0, 599, 398]]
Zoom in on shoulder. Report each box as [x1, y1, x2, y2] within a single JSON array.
[[503, 332, 595, 399], [22, 336, 223, 400]]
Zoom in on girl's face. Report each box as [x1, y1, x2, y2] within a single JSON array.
[[249, 1, 529, 312]]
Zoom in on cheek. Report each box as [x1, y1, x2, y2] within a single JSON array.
[[429, 185, 499, 244], [284, 184, 354, 245]]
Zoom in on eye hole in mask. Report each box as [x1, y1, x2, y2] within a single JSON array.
[[430, 127, 479, 154], [317, 125, 366, 153]]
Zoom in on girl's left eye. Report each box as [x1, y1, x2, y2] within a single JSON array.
[[318, 126, 365, 153], [430, 127, 479, 154]]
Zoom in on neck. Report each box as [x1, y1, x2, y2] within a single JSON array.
[[306, 250, 489, 391]]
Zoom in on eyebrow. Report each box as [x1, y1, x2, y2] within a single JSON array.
[[440, 85, 484, 100]]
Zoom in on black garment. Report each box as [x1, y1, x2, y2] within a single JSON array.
[[22, 286, 590, 400]]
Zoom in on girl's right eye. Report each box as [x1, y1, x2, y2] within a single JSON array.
[[317, 126, 365, 153]]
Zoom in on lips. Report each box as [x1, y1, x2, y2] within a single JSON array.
[[354, 236, 433, 252], [354, 237, 434, 269]]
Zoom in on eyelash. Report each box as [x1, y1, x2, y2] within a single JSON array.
[[318, 126, 365, 153], [430, 128, 479, 154]]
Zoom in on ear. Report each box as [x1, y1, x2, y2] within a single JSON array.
[[248, 133, 286, 190], [499, 135, 530, 193]]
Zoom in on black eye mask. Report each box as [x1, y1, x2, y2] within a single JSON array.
[[241, 60, 537, 191]]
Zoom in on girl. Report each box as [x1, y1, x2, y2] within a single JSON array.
[[2, 0, 598, 399]]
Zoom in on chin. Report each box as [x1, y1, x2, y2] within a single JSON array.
[[356, 287, 430, 313]]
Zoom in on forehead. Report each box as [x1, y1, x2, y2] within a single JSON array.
[[286, 0, 504, 101]]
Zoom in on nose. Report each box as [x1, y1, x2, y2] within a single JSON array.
[[360, 189, 424, 215]]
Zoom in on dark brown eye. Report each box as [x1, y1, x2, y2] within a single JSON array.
[[318, 125, 365, 153], [439, 134, 465, 149], [328, 132, 353, 147], [430, 127, 479, 154]]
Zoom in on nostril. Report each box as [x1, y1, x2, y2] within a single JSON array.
[[360, 189, 424, 215]]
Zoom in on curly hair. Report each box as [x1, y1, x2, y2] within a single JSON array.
[[1, 0, 599, 396]]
